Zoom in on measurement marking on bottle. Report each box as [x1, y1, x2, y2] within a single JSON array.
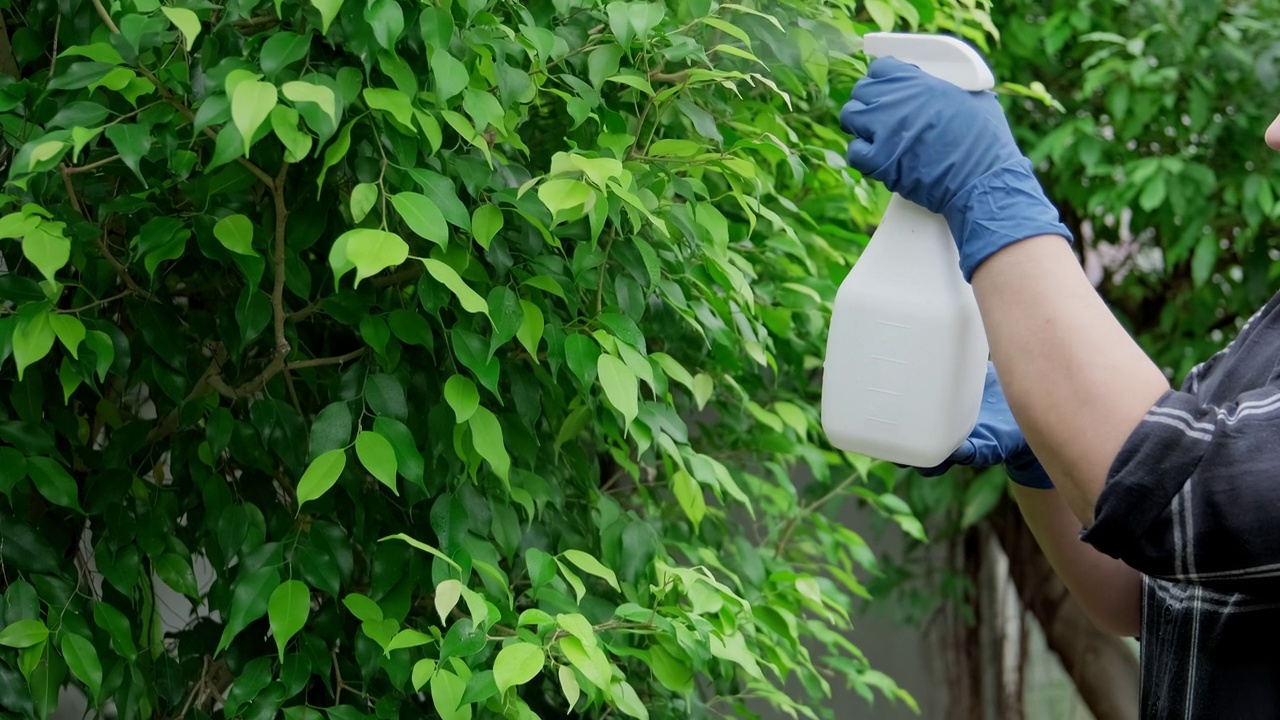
[[869, 355, 908, 365], [865, 416, 899, 425], [866, 387, 901, 396], [875, 320, 912, 329]]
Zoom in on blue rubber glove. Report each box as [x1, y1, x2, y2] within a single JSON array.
[[840, 57, 1073, 281], [917, 362, 1053, 489]]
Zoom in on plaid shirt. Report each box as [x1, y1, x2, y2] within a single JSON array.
[[1081, 292, 1280, 718]]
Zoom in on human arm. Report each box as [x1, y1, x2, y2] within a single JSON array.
[[1012, 485, 1141, 637]]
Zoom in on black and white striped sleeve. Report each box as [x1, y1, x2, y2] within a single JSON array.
[[1081, 383, 1280, 595]]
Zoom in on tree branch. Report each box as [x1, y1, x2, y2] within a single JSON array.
[[774, 473, 857, 555], [66, 154, 121, 175], [270, 161, 291, 358]]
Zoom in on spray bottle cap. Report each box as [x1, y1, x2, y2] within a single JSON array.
[[862, 32, 995, 92]]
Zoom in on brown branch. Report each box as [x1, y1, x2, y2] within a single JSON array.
[[0, 12, 19, 79], [66, 154, 121, 175], [92, 225, 154, 300], [288, 296, 325, 322], [61, 289, 133, 314], [370, 262, 424, 288], [59, 163, 84, 216], [90, 0, 121, 34], [774, 474, 858, 556], [146, 346, 229, 444], [270, 161, 291, 358], [286, 347, 367, 371], [207, 348, 368, 402]]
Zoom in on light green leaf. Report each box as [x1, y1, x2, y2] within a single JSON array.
[[386, 628, 434, 653], [231, 80, 278, 156], [48, 314, 84, 360], [559, 635, 611, 690], [554, 558, 587, 603], [355, 430, 398, 494], [295, 448, 347, 509], [214, 214, 257, 256], [555, 613, 596, 648], [412, 658, 437, 691], [559, 666, 581, 709], [12, 309, 55, 380], [597, 354, 638, 427], [390, 192, 449, 246], [330, 228, 409, 287], [560, 550, 619, 592], [270, 105, 312, 162], [444, 375, 479, 423], [342, 594, 383, 623], [311, 0, 345, 34], [422, 258, 488, 314], [21, 222, 69, 283], [692, 373, 713, 410], [648, 139, 702, 157], [160, 7, 201, 51], [60, 634, 102, 701], [606, 73, 654, 95], [215, 567, 281, 656], [380, 533, 462, 571], [350, 183, 378, 223], [260, 31, 311, 77], [468, 406, 510, 484], [363, 87, 415, 129], [268, 580, 311, 660], [431, 669, 471, 720], [84, 331, 114, 382], [282, 80, 337, 123], [471, 204, 503, 249], [865, 0, 896, 31], [516, 301, 544, 359], [537, 179, 595, 221], [493, 642, 545, 695], [0, 619, 48, 648], [434, 579, 462, 623], [672, 470, 705, 527]]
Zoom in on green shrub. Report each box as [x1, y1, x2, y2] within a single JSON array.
[[0, 0, 991, 717]]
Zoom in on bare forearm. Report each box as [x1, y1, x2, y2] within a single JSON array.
[[1012, 484, 1141, 636], [971, 237, 1170, 524]]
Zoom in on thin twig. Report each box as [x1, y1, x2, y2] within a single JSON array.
[[90, 0, 121, 33], [774, 474, 858, 555], [66, 154, 121, 175], [270, 161, 291, 357], [287, 347, 367, 371], [90, 218, 155, 300], [61, 289, 133, 313]]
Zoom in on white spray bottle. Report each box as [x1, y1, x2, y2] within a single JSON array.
[[821, 33, 993, 468]]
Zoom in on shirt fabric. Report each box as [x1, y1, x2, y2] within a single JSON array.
[[1081, 290, 1280, 719]]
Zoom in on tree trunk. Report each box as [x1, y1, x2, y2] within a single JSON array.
[[988, 499, 1141, 720]]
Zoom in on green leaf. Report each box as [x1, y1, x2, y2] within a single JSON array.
[[493, 642, 545, 695], [355, 430, 399, 494], [260, 31, 311, 77], [516, 301, 544, 359], [434, 579, 462, 623], [391, 193, 449, 246], [565, 335, 600, 385], [330, 229, 410, 288], [84, 331, 114, 382], [0, 619, 48, 648], [431, 669, 471, 720], [692, 373, 713, 410], [559, 635, 611, 690], [60, 634, 102, 701], [160, 7, 201, 51], [310, 402, 352, 460], [269, 580, 311, 660], [386, 628, 434, 653], [154, 554, 199, 598], [20, 222, 69, 283], [431, 48, 470, 101], [611, 681, 650, 720], [471, 205, 503, 249], [214, 214, 257, 256], [538, 179, 595, 221], [559, 666, 581, 709], [271, 105, 313, 161], [865, 0, 896, 31], [311, 0, 345, 34], [672, 469, 705, 527], [216, 567, 281, 655], [93, 602, 137, 660], [525, 548, 557, 589], [560, 549, 620, 592], [648, 644, 692, 692], [597, 354, 638, 427], [422, 259, 488, 314], [282, 81, 337, 124], [104, 123, 152, 181], [342, 594, 383, 623], [555, 558, 587, 603], [350, 183, 378, 224], [295, 448, 347, 509], [26, 457, 81, 512], [487, 286, 522, 353], [468, 407, 510, 484], [444, 375, 479, 423], [412, 659, 437, 691], [362, 87, 415, 129], [231, 80, 278, 156], [380, 533, 462, 571]]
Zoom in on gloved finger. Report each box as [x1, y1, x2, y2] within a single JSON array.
[[916, 438, 976, 477], [845, 137, 882, 176], [866, 56, 924, 79], [839, 98, 874, 139]]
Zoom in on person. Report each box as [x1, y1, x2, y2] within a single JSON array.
[[840, 56, 1280, 718]]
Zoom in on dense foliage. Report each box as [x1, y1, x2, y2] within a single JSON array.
[[0, 0, 1003, 718]]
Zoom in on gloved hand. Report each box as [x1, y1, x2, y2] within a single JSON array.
[[840, 57, 1073, 281], [916, 362, 1053, 489]]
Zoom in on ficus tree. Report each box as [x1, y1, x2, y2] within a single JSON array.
[[0, 0, 998, 718]]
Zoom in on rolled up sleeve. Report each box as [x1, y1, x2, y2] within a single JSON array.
[[1081, 383, 1280, 595]]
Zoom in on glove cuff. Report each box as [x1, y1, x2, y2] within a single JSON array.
[[942, 158, 1074, 282], [1004, 454, 1054, 490]]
